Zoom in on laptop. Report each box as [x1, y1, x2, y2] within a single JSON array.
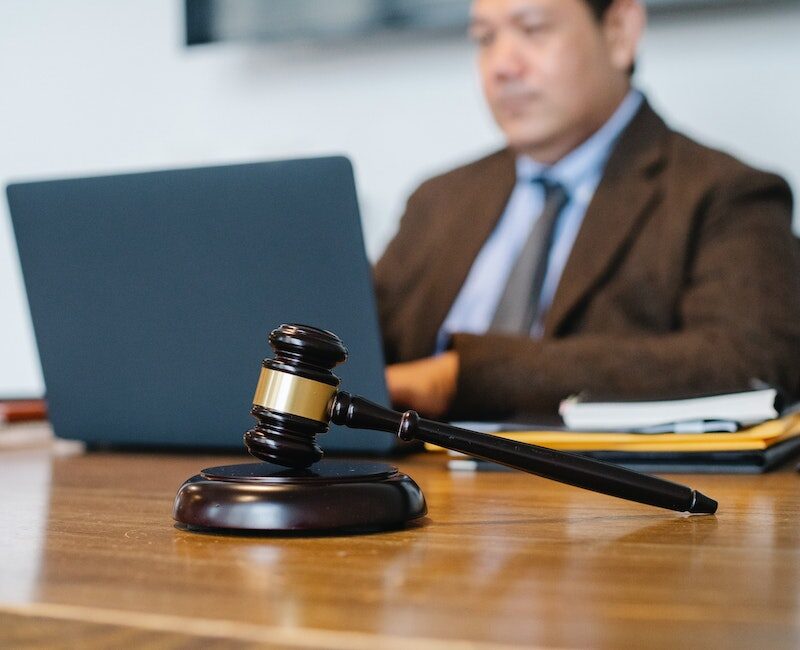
[[7, 156, 403, 454]]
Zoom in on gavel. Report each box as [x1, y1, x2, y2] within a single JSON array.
[[242, 323, 717, 515]]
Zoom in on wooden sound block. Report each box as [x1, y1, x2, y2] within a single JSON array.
[[173, 460, 427, 534]]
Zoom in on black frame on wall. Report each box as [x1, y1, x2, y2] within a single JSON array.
[[184, 0, 792, 46]]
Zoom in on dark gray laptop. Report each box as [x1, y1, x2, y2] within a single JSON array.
[[7, 156, 400, 454]]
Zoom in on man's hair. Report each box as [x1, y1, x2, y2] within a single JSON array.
[[584, 0, 636, 75], [584, 0, 615, 20]]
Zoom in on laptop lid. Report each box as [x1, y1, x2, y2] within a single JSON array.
[[7, 156, 398, 454]]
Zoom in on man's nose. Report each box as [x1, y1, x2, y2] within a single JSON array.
[[486, 33, 525, 80]]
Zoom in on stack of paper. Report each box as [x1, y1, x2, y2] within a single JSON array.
[[427, 413, 800, 474], [558, 387, 780, 431]]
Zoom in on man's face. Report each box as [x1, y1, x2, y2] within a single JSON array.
[[470, 0, 635, 161]]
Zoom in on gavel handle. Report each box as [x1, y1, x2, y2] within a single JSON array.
[[330, 391, 717, 514]]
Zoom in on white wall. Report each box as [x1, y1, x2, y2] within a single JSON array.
[[1, 0, 798, 397]]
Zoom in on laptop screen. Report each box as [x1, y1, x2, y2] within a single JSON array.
[[8, 156, 396, 454]]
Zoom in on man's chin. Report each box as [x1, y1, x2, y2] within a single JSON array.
[[503, 129, 556, 156]]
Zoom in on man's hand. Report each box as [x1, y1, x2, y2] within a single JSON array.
[[385, 351, 459, 419]]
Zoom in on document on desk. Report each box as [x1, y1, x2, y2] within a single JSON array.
[[438, 415, 800, 474], [438, 414, 800, 452], [559, 386, 780, 431], [0, 421, 53, 450]]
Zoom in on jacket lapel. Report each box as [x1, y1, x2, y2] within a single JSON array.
[[417, 150, 516, 357], [542, 101, 670, 337]]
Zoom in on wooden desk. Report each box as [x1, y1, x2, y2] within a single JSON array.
[[1, 448, 799, 649]]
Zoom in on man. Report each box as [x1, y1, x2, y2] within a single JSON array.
[[375, 0, 800, 421]]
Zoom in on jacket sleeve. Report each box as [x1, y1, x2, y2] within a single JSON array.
[[449, 171, 800, 421], [373, 181, 434, 364]]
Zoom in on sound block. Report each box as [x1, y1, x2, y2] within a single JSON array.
[[173, 460, 427, 533]]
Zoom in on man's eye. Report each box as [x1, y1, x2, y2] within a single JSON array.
[[520, 22, 547, 37], [470, 30, 495, 47]]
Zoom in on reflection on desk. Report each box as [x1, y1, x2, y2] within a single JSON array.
[[0, 449, 799, 648]]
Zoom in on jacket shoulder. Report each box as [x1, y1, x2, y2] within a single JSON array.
[[410, 149, 515, 201], [665, 128, 792, 199]]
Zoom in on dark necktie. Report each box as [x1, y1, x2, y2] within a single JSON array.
[[489, 178, 569, 335]]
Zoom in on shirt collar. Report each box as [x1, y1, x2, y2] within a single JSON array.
[[515, 89, 644, 196]]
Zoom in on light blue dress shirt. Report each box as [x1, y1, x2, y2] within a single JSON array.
[[436, 90, 644, 352]]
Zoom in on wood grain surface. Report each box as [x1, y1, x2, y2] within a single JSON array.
[[1, 447, 799, 649]]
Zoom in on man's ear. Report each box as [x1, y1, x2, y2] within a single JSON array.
[[603, 0, 646, 75]]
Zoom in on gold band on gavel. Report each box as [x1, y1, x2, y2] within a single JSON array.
[[252, 367, 337, 423]]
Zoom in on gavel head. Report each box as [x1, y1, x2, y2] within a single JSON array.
[[243, 323, 347, 469]]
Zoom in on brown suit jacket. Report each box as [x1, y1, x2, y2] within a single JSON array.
[[374, 101, 800, 420]]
